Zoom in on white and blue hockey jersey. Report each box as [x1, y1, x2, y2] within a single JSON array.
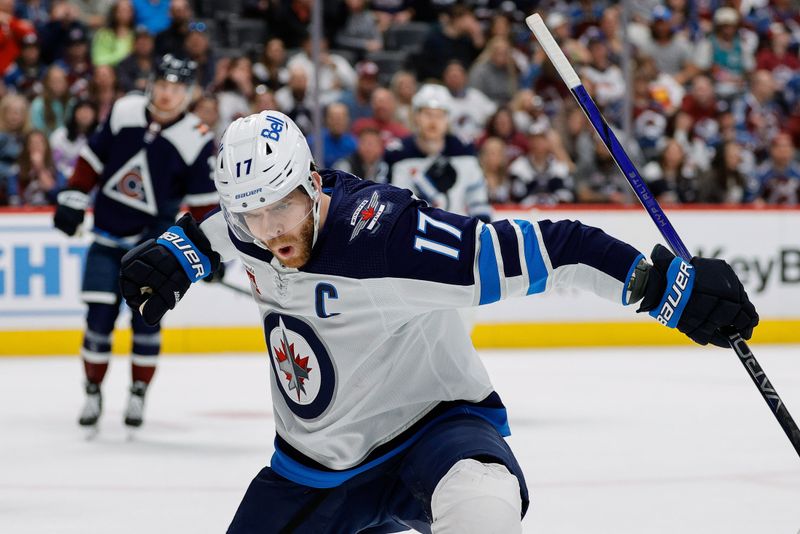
[[200, 170, 644, 488], [381, 134, 492, 222], [69, 94, 218, 245]]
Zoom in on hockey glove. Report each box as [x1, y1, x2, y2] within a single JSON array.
[[202, 260, 225, 284], [425, 156, 458, 193], [53, 189, 89, 236], [635, 244, 758, 347], [120, 213, 220, 326]]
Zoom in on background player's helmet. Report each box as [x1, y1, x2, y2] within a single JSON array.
[[215, 110, 321, 248], [147, 54, 197, 119], [155, 53, 197, 84], [412, 83, 453, 114]]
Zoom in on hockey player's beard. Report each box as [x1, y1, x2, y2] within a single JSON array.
[[265, 214, 315, 269]]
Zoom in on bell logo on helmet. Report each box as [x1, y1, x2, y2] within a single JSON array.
[[261, 115, 286, 142]]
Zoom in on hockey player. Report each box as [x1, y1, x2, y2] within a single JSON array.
[[382, 83, 493, 222], [119, 111, 757, 533], [53, 54, 218, 430]]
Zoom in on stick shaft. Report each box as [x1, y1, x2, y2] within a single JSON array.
[[219, 280, 252, 296], [527, 13, 800, 458]]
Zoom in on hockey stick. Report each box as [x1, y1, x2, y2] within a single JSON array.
[[218, 279, 252, 296], [526, 13, 800, 458]]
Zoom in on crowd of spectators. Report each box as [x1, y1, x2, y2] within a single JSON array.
[[1, 0, 799, 208]]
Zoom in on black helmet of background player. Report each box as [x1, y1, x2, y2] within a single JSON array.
[[146, 53, 197, 122]]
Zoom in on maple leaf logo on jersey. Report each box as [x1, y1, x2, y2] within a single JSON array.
[[274, 318, 313, 401], [265, 313, 334, 419], [360, 206, 376, 221], [349, 191, 388, 242]]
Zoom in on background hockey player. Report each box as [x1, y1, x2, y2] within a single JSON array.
[[382, 83, 493, 222], [118, 111, 757, 533], [53, 54, 218, 431]]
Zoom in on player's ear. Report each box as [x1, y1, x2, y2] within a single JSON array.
[[311, 171, 322, 191]]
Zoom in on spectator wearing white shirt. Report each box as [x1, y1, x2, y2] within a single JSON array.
[[508, 124, 574, 206], [275, 64, 314, 133], [287, 35, 357, 106], [442, 61, 496, 145], [580, 32, 625, 124]]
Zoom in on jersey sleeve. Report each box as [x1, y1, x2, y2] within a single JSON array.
[[183, 138, 219, 219], [384, 200, 645, 310], [198, 209, 238, 263], [67, 113, 116, 193]]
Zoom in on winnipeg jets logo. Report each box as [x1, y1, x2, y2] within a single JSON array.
[[265, 313, 335, 419], [274, 318, 313, 401], [349, 191, 388, 242]]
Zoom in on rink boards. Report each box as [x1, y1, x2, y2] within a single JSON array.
[[1, 206, 799, 355]]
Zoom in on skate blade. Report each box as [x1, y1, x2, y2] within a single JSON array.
[[125, 426, 141, 441], [83, 424, 100, 441]]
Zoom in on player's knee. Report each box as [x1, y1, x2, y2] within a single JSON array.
[[86, 303, 119, 334], [431, 458, 522, 534]]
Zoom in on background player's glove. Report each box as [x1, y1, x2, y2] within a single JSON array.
[[53, 189, 89, 236], [120, 213, 220, 326], [635, 244, 758, 347], [425, 156, 457, 193]]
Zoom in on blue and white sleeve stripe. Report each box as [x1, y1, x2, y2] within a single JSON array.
[[514, 219, 550, 296], [476, 223, 502, 304], [475, 218, 644, 305], [474, 219, 554, 305]]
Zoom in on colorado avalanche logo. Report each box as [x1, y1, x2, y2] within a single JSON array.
[[264, 313, 336, 419], [101, 149, 157, 215], [118, 167, 146, 199]]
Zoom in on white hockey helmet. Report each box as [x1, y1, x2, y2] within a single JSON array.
[[215, 110, 320, 247], [412, 83, 453, 114]]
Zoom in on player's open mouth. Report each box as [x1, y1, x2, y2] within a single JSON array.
[[277, 246, 293, 257]]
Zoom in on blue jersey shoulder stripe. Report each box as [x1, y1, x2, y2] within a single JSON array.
[[478, 225, 502, 305], [515, 219, 549, 295]]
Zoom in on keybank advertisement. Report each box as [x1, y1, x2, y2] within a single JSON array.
[[0, 209, 798, 332]]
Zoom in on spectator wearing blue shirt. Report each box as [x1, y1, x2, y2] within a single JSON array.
[[15, 0, 51, 31], [308, 102, 357, 169], [132, 0, 169, 35]]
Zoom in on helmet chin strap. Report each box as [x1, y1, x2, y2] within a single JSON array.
[[311, 193, 321, 247]]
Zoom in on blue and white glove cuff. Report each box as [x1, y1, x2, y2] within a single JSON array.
[[649, 257, 696, 328], [156, 226, 212, 283]]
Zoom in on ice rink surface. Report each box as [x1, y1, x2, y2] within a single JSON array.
[[2, 345, 799, 534]]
